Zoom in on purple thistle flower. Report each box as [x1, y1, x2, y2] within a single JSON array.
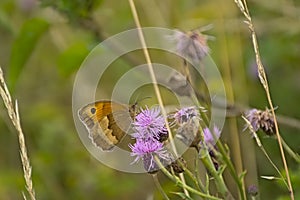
[[172, 106, 203, 150], [245, 109, 260, 131], [172, 30, 210, 63], [245, 108, 275, 135], [247, 185, 258, 197], [173, 106, 200, 125], [129, 139, 172, 173], [203, 126, 221, 146], [132, 106, 167, 140]]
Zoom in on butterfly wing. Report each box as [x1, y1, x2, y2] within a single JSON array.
[[78, 101, 133, 151]]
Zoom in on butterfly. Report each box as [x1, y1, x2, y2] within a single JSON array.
[[78, 101, 137, 151]]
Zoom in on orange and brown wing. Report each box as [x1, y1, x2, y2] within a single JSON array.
[[78, 101, 132, 151]]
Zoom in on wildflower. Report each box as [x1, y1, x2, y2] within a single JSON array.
[[176, 119, 201, 149], [172, 30, 210, 63], [203, 126, 221, 146], [172, 107, 202, 150], [245, 108, 275, 135], [129, 138, 172, 173], [154, 128, 169, 142], [132, 106, 168, 141], [173, 106, 200, 125], [130, 107, 171, 173], [247, 185, 258, 197]]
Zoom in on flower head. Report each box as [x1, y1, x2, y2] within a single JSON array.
[[176, 118, 201, 149], [203, 126, 221, 146], [245, 108, 275, 135], [172, 106, 202, 150], [132, 106, 167, 140], [172, 30, 210, 63], [129, 106, 172, 173], [173, 106, 200, 125], [247, 185, 258, 197], [129, 138, 172, 173]]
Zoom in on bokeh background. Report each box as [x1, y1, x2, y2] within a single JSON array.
[[0, 0, 299, 199]]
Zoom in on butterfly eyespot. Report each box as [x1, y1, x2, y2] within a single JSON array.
[[90, 107, 96, 114]]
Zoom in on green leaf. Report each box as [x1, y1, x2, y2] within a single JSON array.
[[8, 18, 49, 90]]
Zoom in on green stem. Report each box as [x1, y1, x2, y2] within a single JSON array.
[[175, 156, 207, 193], [155, 157, 222, 200], [152, 174, 170, 200], [280, 136, 300, 163], [215, 139, 246, 200], [194, 154, 208, 193], [199, 148, 234, 199]]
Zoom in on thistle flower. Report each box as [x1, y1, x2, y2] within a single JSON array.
[[173, 106, 200, 125], [172, 107, 201, 150], [172, 30, 210, 63], [203, 126, 221, 146], [245, 108, 275, 135], [130, 107, 171, 173], [247, 185, 258, 197], [176, 119, 201, 149], [129, 138, 172, 173], [132, 106, 168, 141]]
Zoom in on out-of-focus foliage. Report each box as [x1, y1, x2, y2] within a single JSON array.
[[9, 18, 49, 90], [57, 41, 91, 77], [40, 0, 104, 21], [0, 0, 299, 199]]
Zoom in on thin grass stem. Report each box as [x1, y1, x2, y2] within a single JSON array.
[[234, 1, 294, 198], [127, 0, 190, 197], [242, 116, 289, 189]]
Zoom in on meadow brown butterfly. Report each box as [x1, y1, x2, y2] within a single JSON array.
[[78, 101, 137, 151]]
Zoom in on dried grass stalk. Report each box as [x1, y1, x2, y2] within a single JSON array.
[[0, 67, 36, 200], [234, 1, 294, 199]]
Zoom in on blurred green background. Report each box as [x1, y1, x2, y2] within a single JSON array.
[[0, 0, 299, 199]]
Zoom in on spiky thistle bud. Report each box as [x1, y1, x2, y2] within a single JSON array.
[[245, 108, 275, 136]]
